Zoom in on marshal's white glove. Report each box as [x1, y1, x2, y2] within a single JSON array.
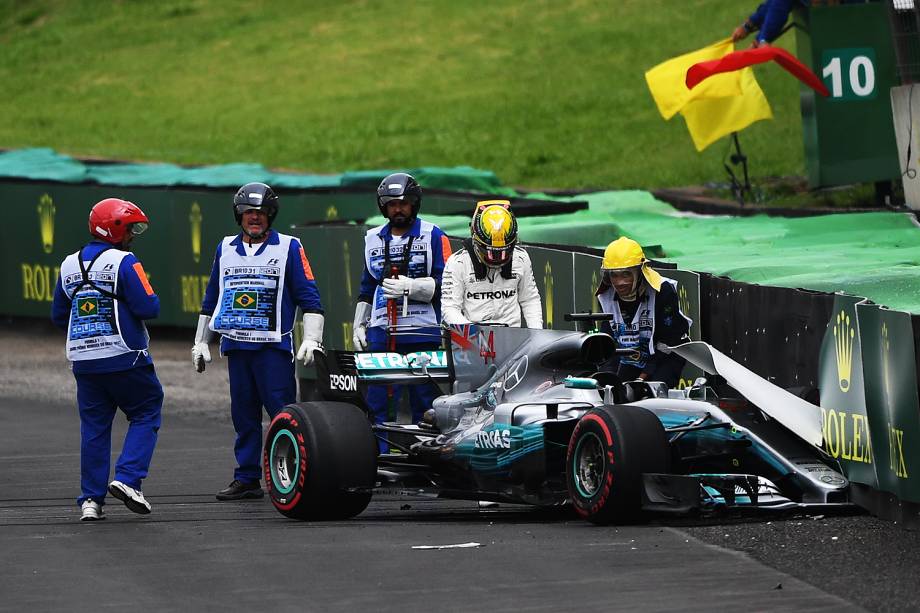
[[191, 314, 214, 373], [296, 312, 324, 366], [352, 301, 371, 351], [381, 275, 436, 303]]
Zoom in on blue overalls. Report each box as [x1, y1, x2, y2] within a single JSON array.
[[201, 230, 323, 483], [52, 241, 163, 506]]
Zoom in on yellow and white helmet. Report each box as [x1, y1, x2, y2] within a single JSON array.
[[471, 200, 518, 268], [600, 237, 663, 292]]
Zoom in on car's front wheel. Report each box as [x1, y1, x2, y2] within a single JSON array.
[[566, 404, 669, 524]]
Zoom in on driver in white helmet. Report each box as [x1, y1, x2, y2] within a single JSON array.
[[441, 200, 543, 328]]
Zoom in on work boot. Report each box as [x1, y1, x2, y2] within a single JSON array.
[[216, 479, 264, 501], [108, 480, 152, 515], [80, 500, 105, 521]]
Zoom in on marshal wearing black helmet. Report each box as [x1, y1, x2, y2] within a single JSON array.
[[353, 171, 447, 451], [233, 182, 279, 239], [194, 180, 326, 502], [376, 173, 422, 228]]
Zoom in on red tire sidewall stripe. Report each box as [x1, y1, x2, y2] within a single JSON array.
[[568, 411, 616, 515], [582, 413, 613, 446]]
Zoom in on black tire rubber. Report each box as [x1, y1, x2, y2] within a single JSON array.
[[263, 401, 376, 520], [565, 404, 670, 525]]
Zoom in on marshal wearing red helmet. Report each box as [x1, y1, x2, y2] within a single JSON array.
[[88, 198, 150, 247], [52, 197, 163, 521]]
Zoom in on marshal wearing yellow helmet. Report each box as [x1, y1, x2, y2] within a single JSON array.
[[595, 237, 691, 387], [441, 201, 543, 328]]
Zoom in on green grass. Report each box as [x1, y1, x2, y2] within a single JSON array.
[[0, 0, 807, 190]]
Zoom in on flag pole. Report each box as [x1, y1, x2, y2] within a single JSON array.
[[724, 131, 752, 206]]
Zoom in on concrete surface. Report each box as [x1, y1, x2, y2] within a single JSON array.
[[3, 319, 919, 611], [1, 398, 860, 612]]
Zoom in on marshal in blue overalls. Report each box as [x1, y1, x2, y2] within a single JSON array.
[[196, 183, 325, 501], [52, 198, 163, 520]]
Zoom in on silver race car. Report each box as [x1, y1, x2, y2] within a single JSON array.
[[263, 316, 850, 524]]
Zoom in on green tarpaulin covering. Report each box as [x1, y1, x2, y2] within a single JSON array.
[[89, 160, 340, 189], [375, 190, 920, 314], [340, 166, 510, 193], [3, 148, 917, 312], [0, 148, 88, 182], [0, 148, 507, 193], [88, 162, 190, 186]]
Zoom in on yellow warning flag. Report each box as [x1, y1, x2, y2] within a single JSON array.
[[680, 66, 773, 152], [644, 39, 741, 120]]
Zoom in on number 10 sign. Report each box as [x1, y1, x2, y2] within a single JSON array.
[[821, 48, 877, 101]]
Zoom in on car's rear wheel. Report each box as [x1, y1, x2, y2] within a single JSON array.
[[566, 404, 669, 524], [264, 401, 376, 520]]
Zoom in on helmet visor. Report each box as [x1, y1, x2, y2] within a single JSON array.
[[234, 204, 267, 216], [378, 195, 413, 207], [129, 222, 148, 236], [474, 242, 513, 267]]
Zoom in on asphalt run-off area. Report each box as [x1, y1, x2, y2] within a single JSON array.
[[3, 391, 920, 612]]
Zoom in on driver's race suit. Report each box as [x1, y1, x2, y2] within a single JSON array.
[[441, 240, 543, 328]]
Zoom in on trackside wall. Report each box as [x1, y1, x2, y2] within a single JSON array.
[[8, 179, 582, 327], [3, 170, 920, 519]]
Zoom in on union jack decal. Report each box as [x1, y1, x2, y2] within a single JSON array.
[[448, 323, 475, 350]]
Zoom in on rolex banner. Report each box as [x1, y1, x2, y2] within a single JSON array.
[[525, 246, 576, 331], [573, 253, 603, 315], [289, 225, 367, 384], [856, 304, 920, 502], [12, 182, 258, 326], [10, 180, 578, 327], [818, 294, 878, 489]]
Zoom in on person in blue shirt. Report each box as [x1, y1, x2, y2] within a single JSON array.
[[193, 182, 324, 501], [351, 173, 451, 452], [732, 0, 809, 47], [51, 198, 163, 521]]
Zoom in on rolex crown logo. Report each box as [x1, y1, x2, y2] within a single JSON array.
[[543, 261, 554, 329], [343, 321, 354, 350], [38, 193, 56, 254], [833, 311, 855, 393], [326, 205, 339, 221], [881, 322, 892, 405], [590, 270, 599, 313], [343, 240, 353, 299], [189, 202, 203, 264], [678, 285, 690, 317]]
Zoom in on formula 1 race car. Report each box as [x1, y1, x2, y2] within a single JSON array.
[[263, 316, 851, 524]]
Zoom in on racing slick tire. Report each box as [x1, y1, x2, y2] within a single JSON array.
[[566, 404, 669, 525], [264, 401, 376, 520]]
